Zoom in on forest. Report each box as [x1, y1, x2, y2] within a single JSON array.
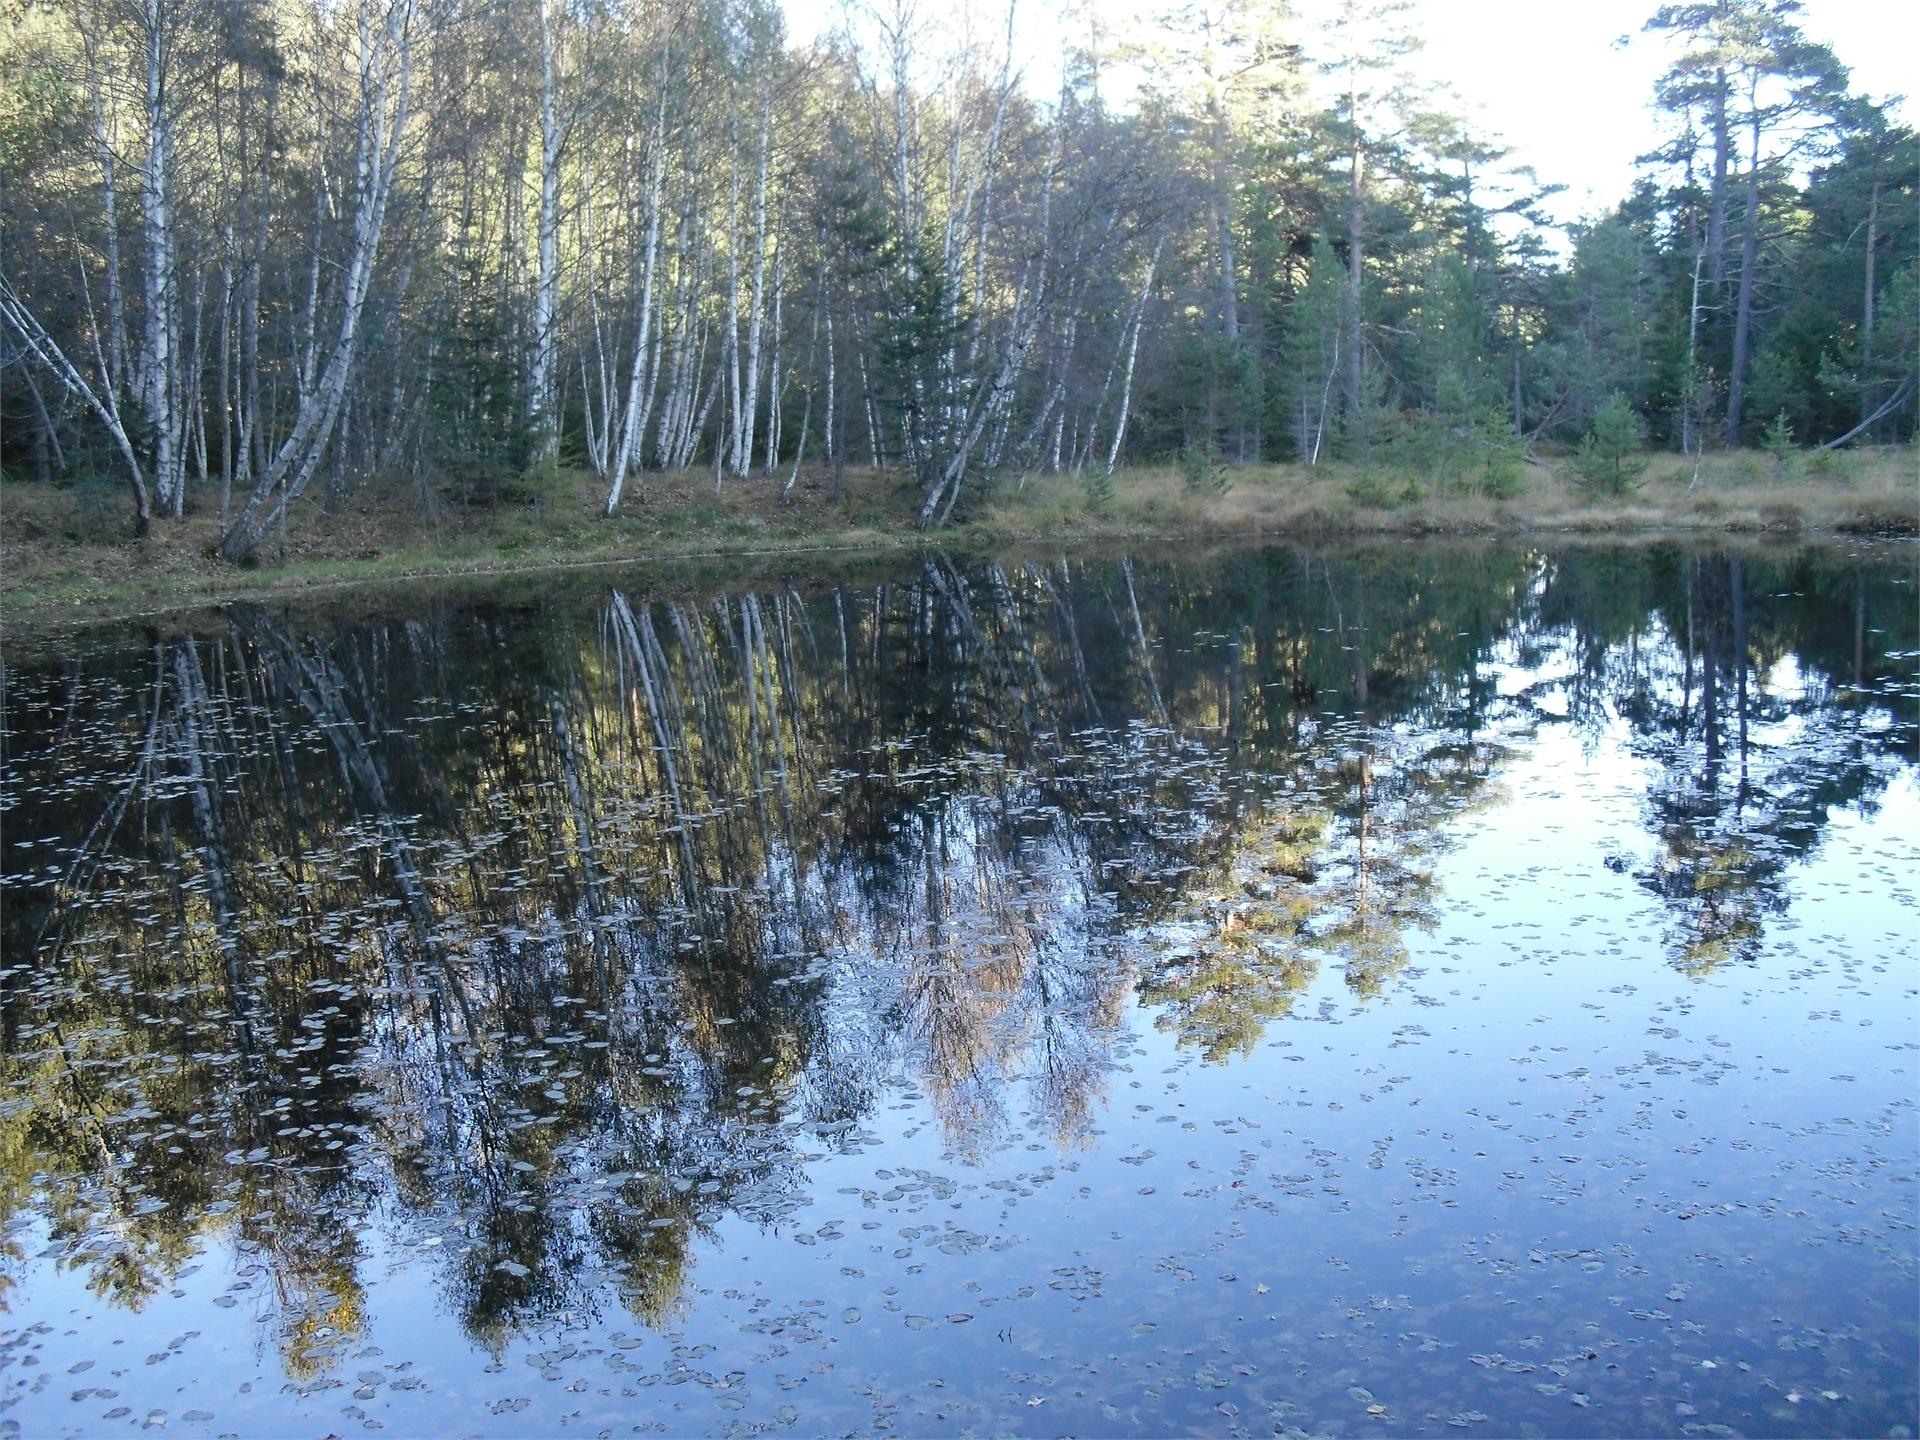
[[0, 0, 1914, 560]]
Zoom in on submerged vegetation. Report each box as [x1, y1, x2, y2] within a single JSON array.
[[0, 0, 1913, 587]]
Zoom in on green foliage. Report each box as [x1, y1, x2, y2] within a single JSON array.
[[0, 45, 83, 191], [1178, 442, 1232, 497], [873, 235, 970, 484], [1742, 348, 1804, 444], [1548, 215, 1659, 431], [1082, 467, 1115, 514], [1343, 469, 1405, 508], [1570, 393, 1649, 498], [1802, 445, 1852, 481], [1276, 237, 1345, 463], [424, 245, 531, 505], [1381, 370, 1526, 500], [502, 453, 576, 509], [1158, 331, 1262, 463], [1338, 359, 1397, 467], [1410, 257, 1491, 410], [1761, 411, 1797, 482], [1477, 436, 1527, 500]]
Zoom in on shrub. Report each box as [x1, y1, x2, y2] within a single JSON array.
[[1345, 470, 1402, 508], [1381, 391, 1524, 500], [1083, 467, 1115, 514], [1570, 393, 1649, 498], [1471, 420, 1526, 499], [1761, 411, 1797, 483], [1802, 445, 1854, 482], [502, 453, 576, 508], [1178, 442, 1232, 497]]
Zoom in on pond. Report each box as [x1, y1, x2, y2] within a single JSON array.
[[1, 542, 1916, 1439]]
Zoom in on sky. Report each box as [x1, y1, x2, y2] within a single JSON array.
[[1398, 0, 1917, 224], [781, 0, 1919, 231]]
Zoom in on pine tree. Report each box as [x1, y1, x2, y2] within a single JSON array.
[[1572, 393, 1650, 497]]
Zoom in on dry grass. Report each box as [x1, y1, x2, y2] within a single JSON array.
[[3, 445, 1913, 628], [0, 462, 909, 620], [977, 445, 1918, 542]]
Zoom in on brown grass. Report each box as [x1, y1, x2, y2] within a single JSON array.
[[980, 446, 1917, 542], [3, 445, 1913, 629]]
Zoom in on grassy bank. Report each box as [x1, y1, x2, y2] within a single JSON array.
[[3, 446, 1913, 625]]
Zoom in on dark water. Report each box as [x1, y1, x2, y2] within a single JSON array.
[[2, 543, 1915, 1439]]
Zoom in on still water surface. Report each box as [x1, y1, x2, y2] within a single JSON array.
[[2, 543, 1915, 1438]]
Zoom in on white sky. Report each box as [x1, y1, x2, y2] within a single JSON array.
[[782, 0, 1919, 231]]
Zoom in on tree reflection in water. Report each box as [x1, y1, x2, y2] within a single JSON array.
[[1, 542, 1911, 1372]]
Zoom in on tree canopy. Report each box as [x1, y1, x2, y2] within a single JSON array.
[[1, 0, 1913, 550]]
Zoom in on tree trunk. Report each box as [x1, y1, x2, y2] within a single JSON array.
[[1, 279, 154, 532], [738, 86, 772, 475], [89, 50, 132, 399], [1861, 173, 1880, 430], [764, 228, 785, 473], [1105, 239, 1161, 475], [1683, 243, 1705, 464], [723, 105, 744, 477], [1723, 103, 1760, 443], [782, 291, 819, 499], [603, 73, 668, 514], [1707, 63, 1730, 289], [141, 0, 184, 517], [529, 0, 562, 457], [219, 0, 418, 562], [1344, 117, 1365, 427]]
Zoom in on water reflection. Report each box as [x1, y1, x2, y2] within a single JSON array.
[[1, 543, 1913, 1411]]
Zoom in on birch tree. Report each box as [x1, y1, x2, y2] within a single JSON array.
[[217, 0, 419, 560]]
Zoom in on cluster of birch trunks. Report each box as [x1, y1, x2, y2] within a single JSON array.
[[1, 0, 1185, 552], [2, 0, 1912, 558]]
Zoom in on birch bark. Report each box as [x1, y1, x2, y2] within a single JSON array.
[[603, 71, 668, 513], [219, 0, 419, 561], [1104, 239, 1162, 475], [738, 84, 773, 474], [140, 0, 185, 516], [529, 0, 562, 456]]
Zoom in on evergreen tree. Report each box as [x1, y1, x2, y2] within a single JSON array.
[[1572, 393, 1651, 497]]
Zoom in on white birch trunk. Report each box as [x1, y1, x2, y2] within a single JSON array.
[[763, 229, 784, 473], [140, 0, 184, 516], [529, 0, 562, 457], [579, 192, 612, 475], [1684, 243, 1706, 486], [186, 265, 208, 486], [723, 107, 744, 477], [782, 290, 820, 499], [88, 52, 132, 399], [738, 86, 772, 475], [603, 74, 668, 513], [824, 301, 837, 475], [219, 0, 418, 560], [298, 145, 324, 406], [1, 277, 153, 529], [858, 349, 880, 467], [1105, 239, 1161, 475], [919, 262, 1044, 526], [652, 204, 692, 468]]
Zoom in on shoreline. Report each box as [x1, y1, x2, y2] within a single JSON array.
[[4, 451, 1914, 635]]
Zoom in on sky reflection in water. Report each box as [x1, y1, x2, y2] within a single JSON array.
[[1, 543, 1915, 1438]]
